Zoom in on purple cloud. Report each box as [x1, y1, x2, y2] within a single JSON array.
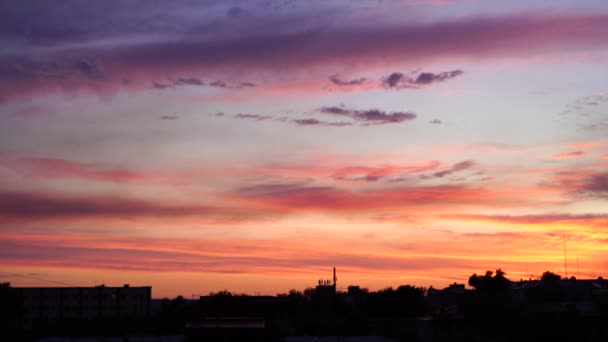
[[432, 160, 475, 178], [210, 80, 256, 89], [152, 78, 252, 90], [293, 118, 353, 127], [2, 6, 607, 101], [582, 173, 608, 197], [174, 77, 204, 86], [384, 73, 409, 88], [318, 106, 416, 125], [0, 191, 219, 219], [234, 113, 273, 121], [152, 82, 172, 90], [328, 74, 367, 86], [383, 70, 464, 89]]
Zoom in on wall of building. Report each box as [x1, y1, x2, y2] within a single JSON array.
[[16, 285, 151, 323]]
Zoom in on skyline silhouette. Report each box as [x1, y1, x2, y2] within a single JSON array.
[[3, 267, 608, 340]]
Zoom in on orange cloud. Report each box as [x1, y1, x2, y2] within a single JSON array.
[[553, 151, 586, 159], [569, 140, 608, 149]]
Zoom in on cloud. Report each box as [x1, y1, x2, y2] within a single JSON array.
[[1, 157, 149, 183], [215, 106, 415, 127], [553, 151, 585, 159], [74, 59, 104, 79], [210, 80, 228, 88], [2, 9, 608, 101], [234, 113, 273, 120], [293, 118, 353, 127], [430, 160, 475, 178], [0, 233, 542, 276], [153, 77, 252, 90], [174, 77, 204, 86], [450, 213, 608, 225], [229, 182, 493, 212], [331, 161, 441, 182], [581, 173, 608, 197], [384, 73, 408, 88], [568, 140, 608, 149], [318, 106, 416, 125], [210, 80, 256, 89], [413, 70, 463, 84], [152, 82, 172, 90], [0, 191, 204, 219], [328, 74, 367, 86], [548, 170, 608, 200], [227, 7, 248, 19], [560, 93, 608, 116], [382, 70, 463, 89]]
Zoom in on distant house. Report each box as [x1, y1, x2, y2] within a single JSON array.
[[511, 277, 608, 316], [427, 283, 466, 318]]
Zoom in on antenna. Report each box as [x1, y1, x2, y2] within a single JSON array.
[[333, 267, 337, 287], [577, 248, 580, 279], [563, 231, 568, 279]]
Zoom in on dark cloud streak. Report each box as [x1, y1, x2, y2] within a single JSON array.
[[382, 70, 463, 89], [328, 74, 367, 86], [2, 10, 607, 100], [318, 106, 416, 125]]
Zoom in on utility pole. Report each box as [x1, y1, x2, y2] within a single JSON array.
[[563, 232, 568, 279]]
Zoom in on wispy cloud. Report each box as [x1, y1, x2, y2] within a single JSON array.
[[428, 160, 475, 178], [234, 113, 273, 121], [328, 74, 367, 86], [293, 118, 353, 127], [449, 213, 608, 226], [213, 105, 417, 127], [382, 70, 464, 89], [553, 151, 585, 159], [318, 106, 416, 125], [174, 77, 204, 86], [152, 77, 254, 90]]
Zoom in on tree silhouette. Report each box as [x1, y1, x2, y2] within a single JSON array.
[[541, 271, 561, 283], [468, 269, 510, 297]]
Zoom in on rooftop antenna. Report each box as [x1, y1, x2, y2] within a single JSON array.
[[563, 231, 568, 279], [333, 267, 337, 287], [577, 248, 580, 279]]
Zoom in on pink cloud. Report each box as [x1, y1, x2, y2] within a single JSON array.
[[569, 140, 608, 149], [2, 157, 149, 182], [552, 151, 586, 159]]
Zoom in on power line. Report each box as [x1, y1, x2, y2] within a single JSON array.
[[0, 271, 80, 287]]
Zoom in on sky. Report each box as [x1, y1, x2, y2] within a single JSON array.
[[1, 0, 608, 298]]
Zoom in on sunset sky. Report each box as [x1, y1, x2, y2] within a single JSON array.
[[1, 0, 608, 298]]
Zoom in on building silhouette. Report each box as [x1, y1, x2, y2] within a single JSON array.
[[15, 284, 151, 329]]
